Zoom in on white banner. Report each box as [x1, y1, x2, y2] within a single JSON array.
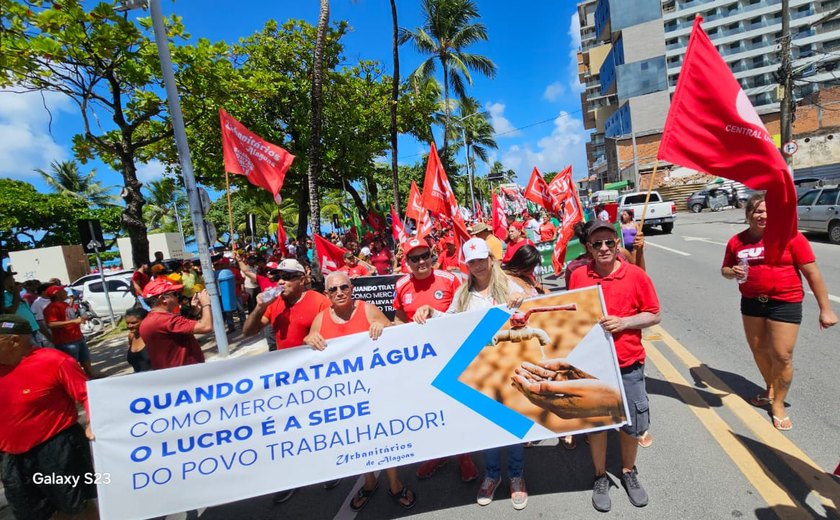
[[88, 287, 628, 519]]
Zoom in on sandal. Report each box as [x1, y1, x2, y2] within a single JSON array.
[[638, 431, 653, 448], [387, 485, 417, 510], [561, 436, 577, 450], [772, 416, 792, 431], [749, 393, 773, 407], [350, 483, 379, 512]]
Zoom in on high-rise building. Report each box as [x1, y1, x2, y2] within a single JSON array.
[[577, 0, 840, 187]]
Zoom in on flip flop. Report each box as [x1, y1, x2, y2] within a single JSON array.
[[561, 436, 577, 450], [388, 486, 417, 510], [749, 394, 773, 407], [350, 483, 379, 512], [772, 416, 792, 431]]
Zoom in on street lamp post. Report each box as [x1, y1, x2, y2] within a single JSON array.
[[119, 0, 229, 357]]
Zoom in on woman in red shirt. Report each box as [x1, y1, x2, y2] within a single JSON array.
[[502, 221, 535, 263], [721, 194, 837, 431], [368, 239, 394, 275]]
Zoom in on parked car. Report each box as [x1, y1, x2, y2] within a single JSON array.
[[616, 191, 676, 233], [686, 186, 759, 213], [70, 269, 136, 319], [797, 185, 840, 244]]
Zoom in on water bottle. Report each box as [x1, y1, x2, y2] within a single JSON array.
[[261, 286, 279, 303], [737, 256, 749, 284]]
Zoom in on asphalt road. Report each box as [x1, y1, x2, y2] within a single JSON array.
[[4, 209, 838, 520]]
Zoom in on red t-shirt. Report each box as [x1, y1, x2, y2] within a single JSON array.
[[139, 311, 206, 370], [43, 300, 83, 345], [132, 270, 150, 292], [539, 222, 557, 242], [502, 238, 536, 263], [340, 264, 369, 277], [369, 250, 393, 275], [437, 249, 460, 272], [0, 348, 89, 454], [256, 274, 275, 292], [722, 230, 815, 303], [231, 267, 245, 296], [318, 301, 372, 339], [264, 290, 331, 350], [569, 260, 660, 367], [393, 270, 461, 321]]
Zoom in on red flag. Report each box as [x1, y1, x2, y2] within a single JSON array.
[[421, 143, 459, 217], [552, 174, 584, 275], [406, 181, 424, 221], [416, 208, 433, 240], [657, 18, 796, 263], [313, 234, 348, 275], [524, 167, 556, 213], [391, 206, 408, 244], [276, 214, 288, 257], [220, 108, 295, 196], [365, 208, 386, 232], [547, 165, 573, 210], [491, 192, 508, 240]]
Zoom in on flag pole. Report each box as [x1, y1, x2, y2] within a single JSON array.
[[638, 163, 659, 228], [225, 170, 236, 249]]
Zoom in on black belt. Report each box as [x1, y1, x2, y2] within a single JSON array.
[[620, 361, 643, 374]]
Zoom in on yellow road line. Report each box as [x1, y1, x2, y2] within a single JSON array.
[[650, 325, 840, 510], [644, 341, 810, 519]]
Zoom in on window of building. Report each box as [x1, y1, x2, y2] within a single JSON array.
[[752, 36, 763, 45]]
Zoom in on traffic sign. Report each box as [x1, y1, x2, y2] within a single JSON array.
[[782, 141, 798, 156]]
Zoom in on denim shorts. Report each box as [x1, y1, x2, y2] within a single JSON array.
[[619, 362, 650, 438], [741, 297, 803, 325], [55, 339, 90, 364]]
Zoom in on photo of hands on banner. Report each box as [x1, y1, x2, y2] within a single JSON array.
[[87, 285, 627, 520]]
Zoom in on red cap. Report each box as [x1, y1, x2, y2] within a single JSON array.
[[444, 236, 456, 246], [509, 221, 525, 231], [265, 261, 280, 270], [44, 286, 64, 298], [143, 277, 184, 298], [402, 237, 429, 256]]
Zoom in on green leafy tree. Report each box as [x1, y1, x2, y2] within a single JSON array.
[[142, 178, 192, 239], [400, 0, 496, 161], [35, 160, 117, 207]]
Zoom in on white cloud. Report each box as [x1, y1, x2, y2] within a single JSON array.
[[0, 89, 72, 178], [543, 12, 585, 103], [543, 81, 566, 101], [500, 111, 589, 183], [486, 102, 520, 137], [136, 159, 167, 183]]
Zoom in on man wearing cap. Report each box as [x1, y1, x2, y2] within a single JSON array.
[[43, 286, 97, 378], [139, 277, 212, 370], [436, 236, 460, 273], [0, 314, 99, 520], [339, 252, 372, 278], [567, 220, 660, 512], [471, 223, 504, 261], [242, 259, 330, 352]]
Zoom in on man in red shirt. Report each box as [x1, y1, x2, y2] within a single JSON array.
[[43, 285, 97, 378], [436, 236, 460, 273], [339, 252, 371, 278], [139, 277, 212, 370], [0, 314, 98, 520], [567, 220, 660, 512]]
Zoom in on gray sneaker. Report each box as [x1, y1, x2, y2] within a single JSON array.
[[621, 467, 649, 507], [592, 474, 611, 512]]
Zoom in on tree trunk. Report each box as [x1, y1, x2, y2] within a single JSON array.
[[120, 158, 149, 268], [296, 182, 309, 240], [442, 57, 450, 163], [307, 0, 330, 244], [343, 179, 367, 216], [390, 0, 401, 215]]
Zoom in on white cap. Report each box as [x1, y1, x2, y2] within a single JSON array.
[[360, 247, 372, 256], [462, 238, 490, 263], [277, 259, 305, 273]]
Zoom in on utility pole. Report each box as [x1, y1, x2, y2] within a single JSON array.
[[779, 0, 794, 167]]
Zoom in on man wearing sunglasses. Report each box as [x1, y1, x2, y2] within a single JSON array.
[[567, 220, 660, 512], [139, 277, 212, 370]]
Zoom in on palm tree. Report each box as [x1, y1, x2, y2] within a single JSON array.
[[450, 97, 496, 211], [143, 178, 187, 234], [308, 0, 330, 247], [400, 0, 496, 161], [35, 160, 116, 207], [389, 0, 401, 214]]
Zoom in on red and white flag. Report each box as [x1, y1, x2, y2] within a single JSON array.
[[405, 181, 425, 222], [552, 170, 584, 275], [491, 191, 508, 241], [547, 165, 573, 210], [421, 143, 470, 241], [276, 214, 288, 257], [524, 167, 557, 213], [313, 234, 348, 275], [220, 108, 295, 196], [657, 17, 796, 263], [391, 206, 408, 244], [416, 208, 433, 240]]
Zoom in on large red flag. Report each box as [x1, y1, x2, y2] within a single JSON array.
[[491, 192, 508, 240], [219, 108, 295, 196], [276, 215, 288, 257], [524, 167, 557, 213], [406, 181, 424, 221], [391, 206, 408, 244], [552, 171, 584, 275], [657, 17, 796, 263], [421, 143, 458, 217], [313, 234, 348, 275], [547, 165, 573, 210], [416, 208, 433, 240]]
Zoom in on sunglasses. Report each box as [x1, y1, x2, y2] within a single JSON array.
[[589, 239, 617, 249], [277, 272, 304, 281], [327, 284, 352, 294], [407, 251, 432, 263]]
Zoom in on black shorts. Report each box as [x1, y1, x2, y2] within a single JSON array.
[[740, 297, 803, 325], [1, 424, 97, 520], [619, 362, 650, 438]]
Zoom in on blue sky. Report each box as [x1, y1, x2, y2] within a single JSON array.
[[0, 1, 588, 200]]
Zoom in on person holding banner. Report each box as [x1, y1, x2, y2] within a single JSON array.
[[721, 194, 837, 431], [339, 252, 372, 278], [414, 238, 529, 510], [566, 220, 660, 512], [303, 272, 417, 511], [0, 314, 99, 520]]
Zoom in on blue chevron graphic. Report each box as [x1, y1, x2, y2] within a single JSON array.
[[431, 307, 535, 438]]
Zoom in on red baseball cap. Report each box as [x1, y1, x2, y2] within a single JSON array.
[[44, 285, 64, 298], [509, 221, 525, 231], [402, 237, 430, 256], [143, 277, 184, 298]]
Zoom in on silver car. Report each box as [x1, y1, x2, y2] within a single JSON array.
[[797, 186, 840, 244]]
